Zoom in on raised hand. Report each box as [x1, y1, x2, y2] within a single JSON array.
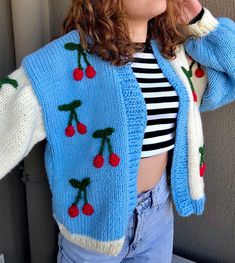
[[180, 0, 203, 24]]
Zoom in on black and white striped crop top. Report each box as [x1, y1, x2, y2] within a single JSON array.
[[131, 43, 179, 158]]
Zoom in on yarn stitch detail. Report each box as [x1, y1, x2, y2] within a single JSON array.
[[92, 127, 121, 168], [58, 100, 87, 137], [0, 77, 18, 90], [199, 145, 206, 177], [68, 177, 94, 218], [64, 42, 96, 81], [181, 63, 199, 102]]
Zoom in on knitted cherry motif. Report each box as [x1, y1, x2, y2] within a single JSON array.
[[64, 43, 96, 81], [199, 144, 206, 177], [195, 64, 205, 78], [186, 53, 205, 79], [73, 68, 84, 81], [58, 100, 87, 137], [68, 177, 94, 218], [68, 204, 79, 217], [92, 127, 120, 168], [82, 203, 94, 215], [66, 125, 75, 137], [93, 154, 104, 168], [0, 77, 18, 90], [181, 66, 198, 102]]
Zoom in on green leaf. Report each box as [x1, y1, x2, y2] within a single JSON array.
[[181, 66, 193, 78], [93, 127, 115, 138], [199, 146, 205, 154], [58, 100, 81, 111], [70, 100, 81, 109], [0, 77, 18, 89], [64, 43, 80, 51], [69, 178, 80, 188], [82, 177, 91, 187], [58, 104, 72, 111]]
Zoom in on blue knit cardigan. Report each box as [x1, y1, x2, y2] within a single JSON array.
[[20, 14, 235, 256]]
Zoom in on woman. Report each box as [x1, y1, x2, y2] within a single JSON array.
[[0, 0, 234, 262]]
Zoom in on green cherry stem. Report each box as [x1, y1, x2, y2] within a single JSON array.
[[181, 66, 195, 92], [83, 188, 88, 204], [72, 109, 79, 124], [78, 52, 83, 70], [68, 111, 74, 126], [189, 60, 196, 71], [200, 152, 203, 165], [199, 145, 205, 165], [76, 44, 90, 66], [106, 137, 113, 154], [187, 74, 195, 92], [73, 188, 82, 205], [99, 137, 106, 155], [83, 52, 90, 66]]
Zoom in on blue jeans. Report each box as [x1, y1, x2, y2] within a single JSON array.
[[57, 168, 174, 262]]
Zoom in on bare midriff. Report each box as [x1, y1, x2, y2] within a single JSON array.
[[137, 151, 168, 194]]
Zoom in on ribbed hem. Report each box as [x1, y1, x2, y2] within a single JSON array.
[[192, 196, 206, 215], [174, 197, 206, 217], [188, 8, 219, 37], [54, 214, 125, 256]]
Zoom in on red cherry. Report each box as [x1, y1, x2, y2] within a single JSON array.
[[93, 154, 104, 168], [65, 125, 75, 137], [73, 68, 84, 81], [86, 65, 96, 78], [188, 55, 193, 60], [192, 91, 198, 102], [82, 203, 94, 216], [68, 204, 79, 218], [200, 163, 206, 177], [195, 67, 205, 78], [109, 153, 120, 167], [77, 122, 87, 134]]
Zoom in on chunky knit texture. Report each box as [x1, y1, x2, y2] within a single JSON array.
[[0, 8, 235, 256], [0, 67, 45, 176]]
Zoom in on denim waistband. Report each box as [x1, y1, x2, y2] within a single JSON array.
[[135, 169, 170, 213]]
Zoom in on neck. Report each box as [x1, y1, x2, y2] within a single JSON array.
[[126, 19, 148, 43]]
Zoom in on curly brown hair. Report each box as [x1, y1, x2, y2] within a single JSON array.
[[62, 0, 193, 66]]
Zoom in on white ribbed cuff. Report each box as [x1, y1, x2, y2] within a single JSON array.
[[188, 8, 219, 37]]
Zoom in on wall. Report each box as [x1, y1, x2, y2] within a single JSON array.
[[0, 1, 56, 262], [0, 1, 30, 263], [0, 0, 15, 75]]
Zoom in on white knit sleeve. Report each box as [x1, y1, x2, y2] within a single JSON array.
[[187, 8, 219, 37], [0, 66, 46, 180]]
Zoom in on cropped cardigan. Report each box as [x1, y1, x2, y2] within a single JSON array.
[[0, 7, 235, 256]]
